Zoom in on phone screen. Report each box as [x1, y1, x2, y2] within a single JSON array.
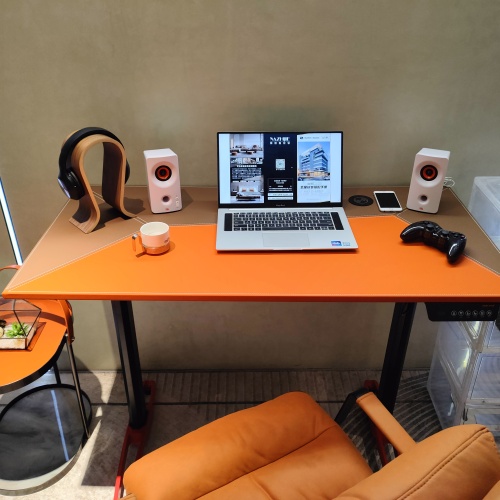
[[374, 191, 402, 211]]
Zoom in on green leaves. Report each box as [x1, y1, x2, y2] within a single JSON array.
[[4, 322, 30, 338]]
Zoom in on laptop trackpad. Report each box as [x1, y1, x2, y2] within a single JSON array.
[[262, 232, 310, 248]]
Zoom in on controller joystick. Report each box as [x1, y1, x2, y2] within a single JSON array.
[[400, 220, 467, 263]]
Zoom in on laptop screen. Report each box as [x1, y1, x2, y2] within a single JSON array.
[[217, 132, 343, 208]]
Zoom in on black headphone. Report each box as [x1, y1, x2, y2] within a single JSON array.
[[57, 127, 131, 200]]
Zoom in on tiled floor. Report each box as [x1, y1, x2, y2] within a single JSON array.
[[0, 369, 440, 499]]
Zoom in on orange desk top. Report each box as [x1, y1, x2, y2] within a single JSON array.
[[0, 300, 67, 392], [3, 186, 499, 303]]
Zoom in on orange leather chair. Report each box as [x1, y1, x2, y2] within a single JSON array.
[[122, 391, 500, 500]]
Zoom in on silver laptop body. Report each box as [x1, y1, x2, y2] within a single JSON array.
[[216, 132, 358, 251]]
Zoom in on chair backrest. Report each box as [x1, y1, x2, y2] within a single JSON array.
[[337, 424, 500, 499]]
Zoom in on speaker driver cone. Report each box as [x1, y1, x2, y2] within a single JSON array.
[[155, 165, 172, 182], [420, 164, 438, 181]]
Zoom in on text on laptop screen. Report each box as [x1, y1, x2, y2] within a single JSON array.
[[218, 132, 343, 208]]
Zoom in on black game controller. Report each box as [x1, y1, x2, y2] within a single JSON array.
[[400, 220, 467, 263]]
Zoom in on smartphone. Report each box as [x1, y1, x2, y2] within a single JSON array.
[[373, 191, 403, 212]]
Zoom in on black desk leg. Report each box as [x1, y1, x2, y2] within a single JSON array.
[[377, 302, 417, 413], [112, 300, 147, 429]]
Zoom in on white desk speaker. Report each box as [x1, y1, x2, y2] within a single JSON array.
[[407, 148, 450, 214], [144, 149, 182, 213]]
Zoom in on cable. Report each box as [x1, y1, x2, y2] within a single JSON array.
[[444, 177, 455, 188]]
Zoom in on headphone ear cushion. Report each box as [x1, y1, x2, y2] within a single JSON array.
[[58, 169, 85, 200], [58, 127, 130, 199], [124, 161, 131, 183]]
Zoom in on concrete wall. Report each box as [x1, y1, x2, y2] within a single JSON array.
[[1, 1, 499, 371]]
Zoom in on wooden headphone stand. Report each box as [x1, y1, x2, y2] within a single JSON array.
[[69, 134, 135, 233]]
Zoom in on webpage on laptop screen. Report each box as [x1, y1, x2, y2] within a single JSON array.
[[218, 132, 342, 208]]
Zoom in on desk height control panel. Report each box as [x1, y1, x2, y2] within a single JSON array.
[[426, 302, 499, 323]]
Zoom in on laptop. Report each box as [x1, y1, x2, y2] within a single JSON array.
[[216, 131, 358, 251]]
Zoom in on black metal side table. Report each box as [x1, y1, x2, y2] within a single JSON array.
[[0, 300, 92, 495]]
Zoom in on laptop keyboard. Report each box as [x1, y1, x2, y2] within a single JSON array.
[[225, 211, 344, 231]]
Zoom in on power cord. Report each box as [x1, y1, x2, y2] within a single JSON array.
[[444, 177, 455, 188]]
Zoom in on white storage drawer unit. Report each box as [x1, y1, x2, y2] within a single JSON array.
[[427, 176, 500, 441], [428, 321, 500, 427], [468, 176, 500, 249]]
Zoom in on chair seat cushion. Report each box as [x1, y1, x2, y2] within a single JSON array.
[[124, 392, 372, 500]]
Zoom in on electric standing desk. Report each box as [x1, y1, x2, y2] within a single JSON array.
[[3, 186, 499, 432]]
